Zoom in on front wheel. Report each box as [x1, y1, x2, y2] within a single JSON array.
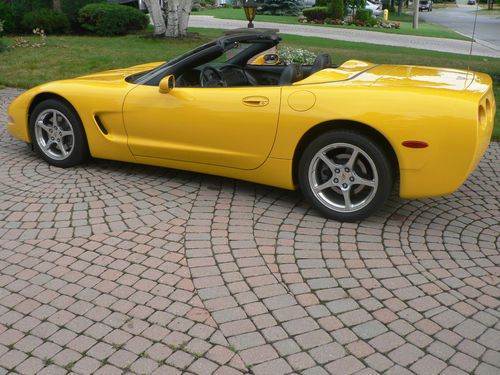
[[298, 130, 395, 222], [29, 99, 89, 168]]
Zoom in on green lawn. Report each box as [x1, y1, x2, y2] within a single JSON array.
[[196, 8, 469, 40], [0, 28, 498, 138], [476, 9, 500, 15]]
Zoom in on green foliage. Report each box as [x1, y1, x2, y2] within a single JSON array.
[[260, 0, 303, 16], [330, 0, 344, 19], [61, 0, 106, 31], [0, 19, 5, 52], [347, 0, 367, 13], [22, 8, 70, 34], [315, 0, 330, 4], [382, 0, 395, 12], [302, 6, 331, 21], [355, 8, 372, 21], [0, 0, 52, 33], [0, 2, 14, 33], [78, 3, 148, 36]]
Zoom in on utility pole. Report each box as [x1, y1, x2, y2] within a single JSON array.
[[413, 0, 419, 29]]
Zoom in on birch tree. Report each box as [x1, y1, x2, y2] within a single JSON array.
[[143, 0, 193, 38], [52, 0, 61, 12]]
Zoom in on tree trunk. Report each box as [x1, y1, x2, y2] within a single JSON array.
[[166, 0, 193, 38], [397, 0, 403, 15], [177, 0, 193, 37], [144, 0, 193, 38], [52, 0, 61, 12], [143, 0, 168, 36]]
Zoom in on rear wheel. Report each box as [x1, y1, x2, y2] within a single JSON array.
[[298, 129, 395, 222], [29, 99, 89, 168]]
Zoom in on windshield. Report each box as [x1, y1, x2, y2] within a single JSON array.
[[129, 41, 218, 84]]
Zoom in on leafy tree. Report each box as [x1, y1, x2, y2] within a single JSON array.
[[260, 0, 304, 16], [330, 0, 344, 18]]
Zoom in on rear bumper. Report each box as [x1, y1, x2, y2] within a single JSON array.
[[399, 74, 494, 199]]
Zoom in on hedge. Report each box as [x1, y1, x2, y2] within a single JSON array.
[[22, 8, 70, 34], [302, 6, 331, 21], [78, 3, 148, 36]]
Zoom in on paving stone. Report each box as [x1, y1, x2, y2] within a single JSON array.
[[0, 90, 498, 375]]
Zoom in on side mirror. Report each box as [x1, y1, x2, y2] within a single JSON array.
[[159, 75, 175, 94]]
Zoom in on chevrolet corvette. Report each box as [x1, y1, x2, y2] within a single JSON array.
[[6, 29, 495, 221]]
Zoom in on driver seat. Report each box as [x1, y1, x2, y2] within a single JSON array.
[[278, 64, 304, 86], [309, 54, 332, 76]]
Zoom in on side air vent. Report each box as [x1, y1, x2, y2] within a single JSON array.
[[94, 115, 109, 135]]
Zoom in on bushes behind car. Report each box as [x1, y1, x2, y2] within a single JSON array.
[[0, 0, 53, 33], [61, 0, 106, 32], [330, 0, 344, 19], [22, 8, 70, 34], [302, 6, 331, 21], [0, 2, 15, 33], [0, 19, 6, 52], [78, 3, 148, 36], [355, 8, 373, 22]]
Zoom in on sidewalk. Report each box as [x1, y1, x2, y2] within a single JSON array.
[[189, 15, 500, 58]]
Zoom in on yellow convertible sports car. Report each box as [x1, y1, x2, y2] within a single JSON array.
[[7, 29, 495, 221]]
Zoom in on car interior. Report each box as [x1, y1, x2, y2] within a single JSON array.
[[130, 32, 333, 89], [175, 44, 333, 88]]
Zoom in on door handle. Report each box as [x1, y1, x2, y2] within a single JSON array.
[[242, 96, 269, 107]]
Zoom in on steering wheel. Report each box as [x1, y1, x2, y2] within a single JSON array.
[[200, 66, 226, 87]]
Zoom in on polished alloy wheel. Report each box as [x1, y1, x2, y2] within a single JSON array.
[[308, 143, 378, 213], [34, 109, 75, 161]]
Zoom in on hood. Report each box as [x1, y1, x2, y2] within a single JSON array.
[[74, 62, 164, 82]]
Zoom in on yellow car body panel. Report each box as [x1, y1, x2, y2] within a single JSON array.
[[6, 60, 495, 199]]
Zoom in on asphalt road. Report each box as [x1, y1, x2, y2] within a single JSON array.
[[419, 4, 500, 51]]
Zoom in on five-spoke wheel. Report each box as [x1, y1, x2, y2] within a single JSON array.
[[34, 109, 75, 161], [30, 99, 89, 168], [299, 129, 394, 221]]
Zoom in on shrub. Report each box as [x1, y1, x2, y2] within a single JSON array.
[[278, 46, 317, 65], [78, 3, 148, 36], [0, 19, 6, 52], [302, 6, 331, 21], [355, 8, 373, 21], [382, 0, 395, 12], [330, 0, 344, 19], [0, 0, 52, 33], [22, 9, 70, 34], [260, 0, 303, 16], [61, 0, 106, 32], [0, 2, 15, 33]]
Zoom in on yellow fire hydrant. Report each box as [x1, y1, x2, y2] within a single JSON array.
[[383, 9, 389, 21]]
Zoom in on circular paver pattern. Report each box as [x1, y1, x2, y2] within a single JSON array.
[[0, 88, 499, 375]]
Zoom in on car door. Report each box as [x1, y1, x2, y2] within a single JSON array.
[[122, 84, 281, 170]]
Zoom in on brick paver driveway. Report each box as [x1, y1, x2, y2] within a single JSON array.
[[1, 88, 499, 374]]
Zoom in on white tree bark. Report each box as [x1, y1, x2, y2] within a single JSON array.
[[177, 0, 193, 38], [144, 0, 192, 38], [143, 0, 167, 36], [166, 0, 193, 38]]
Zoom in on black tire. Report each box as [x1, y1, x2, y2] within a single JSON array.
[[29, 99, 89, 168], [298, 129, 395, 222]]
